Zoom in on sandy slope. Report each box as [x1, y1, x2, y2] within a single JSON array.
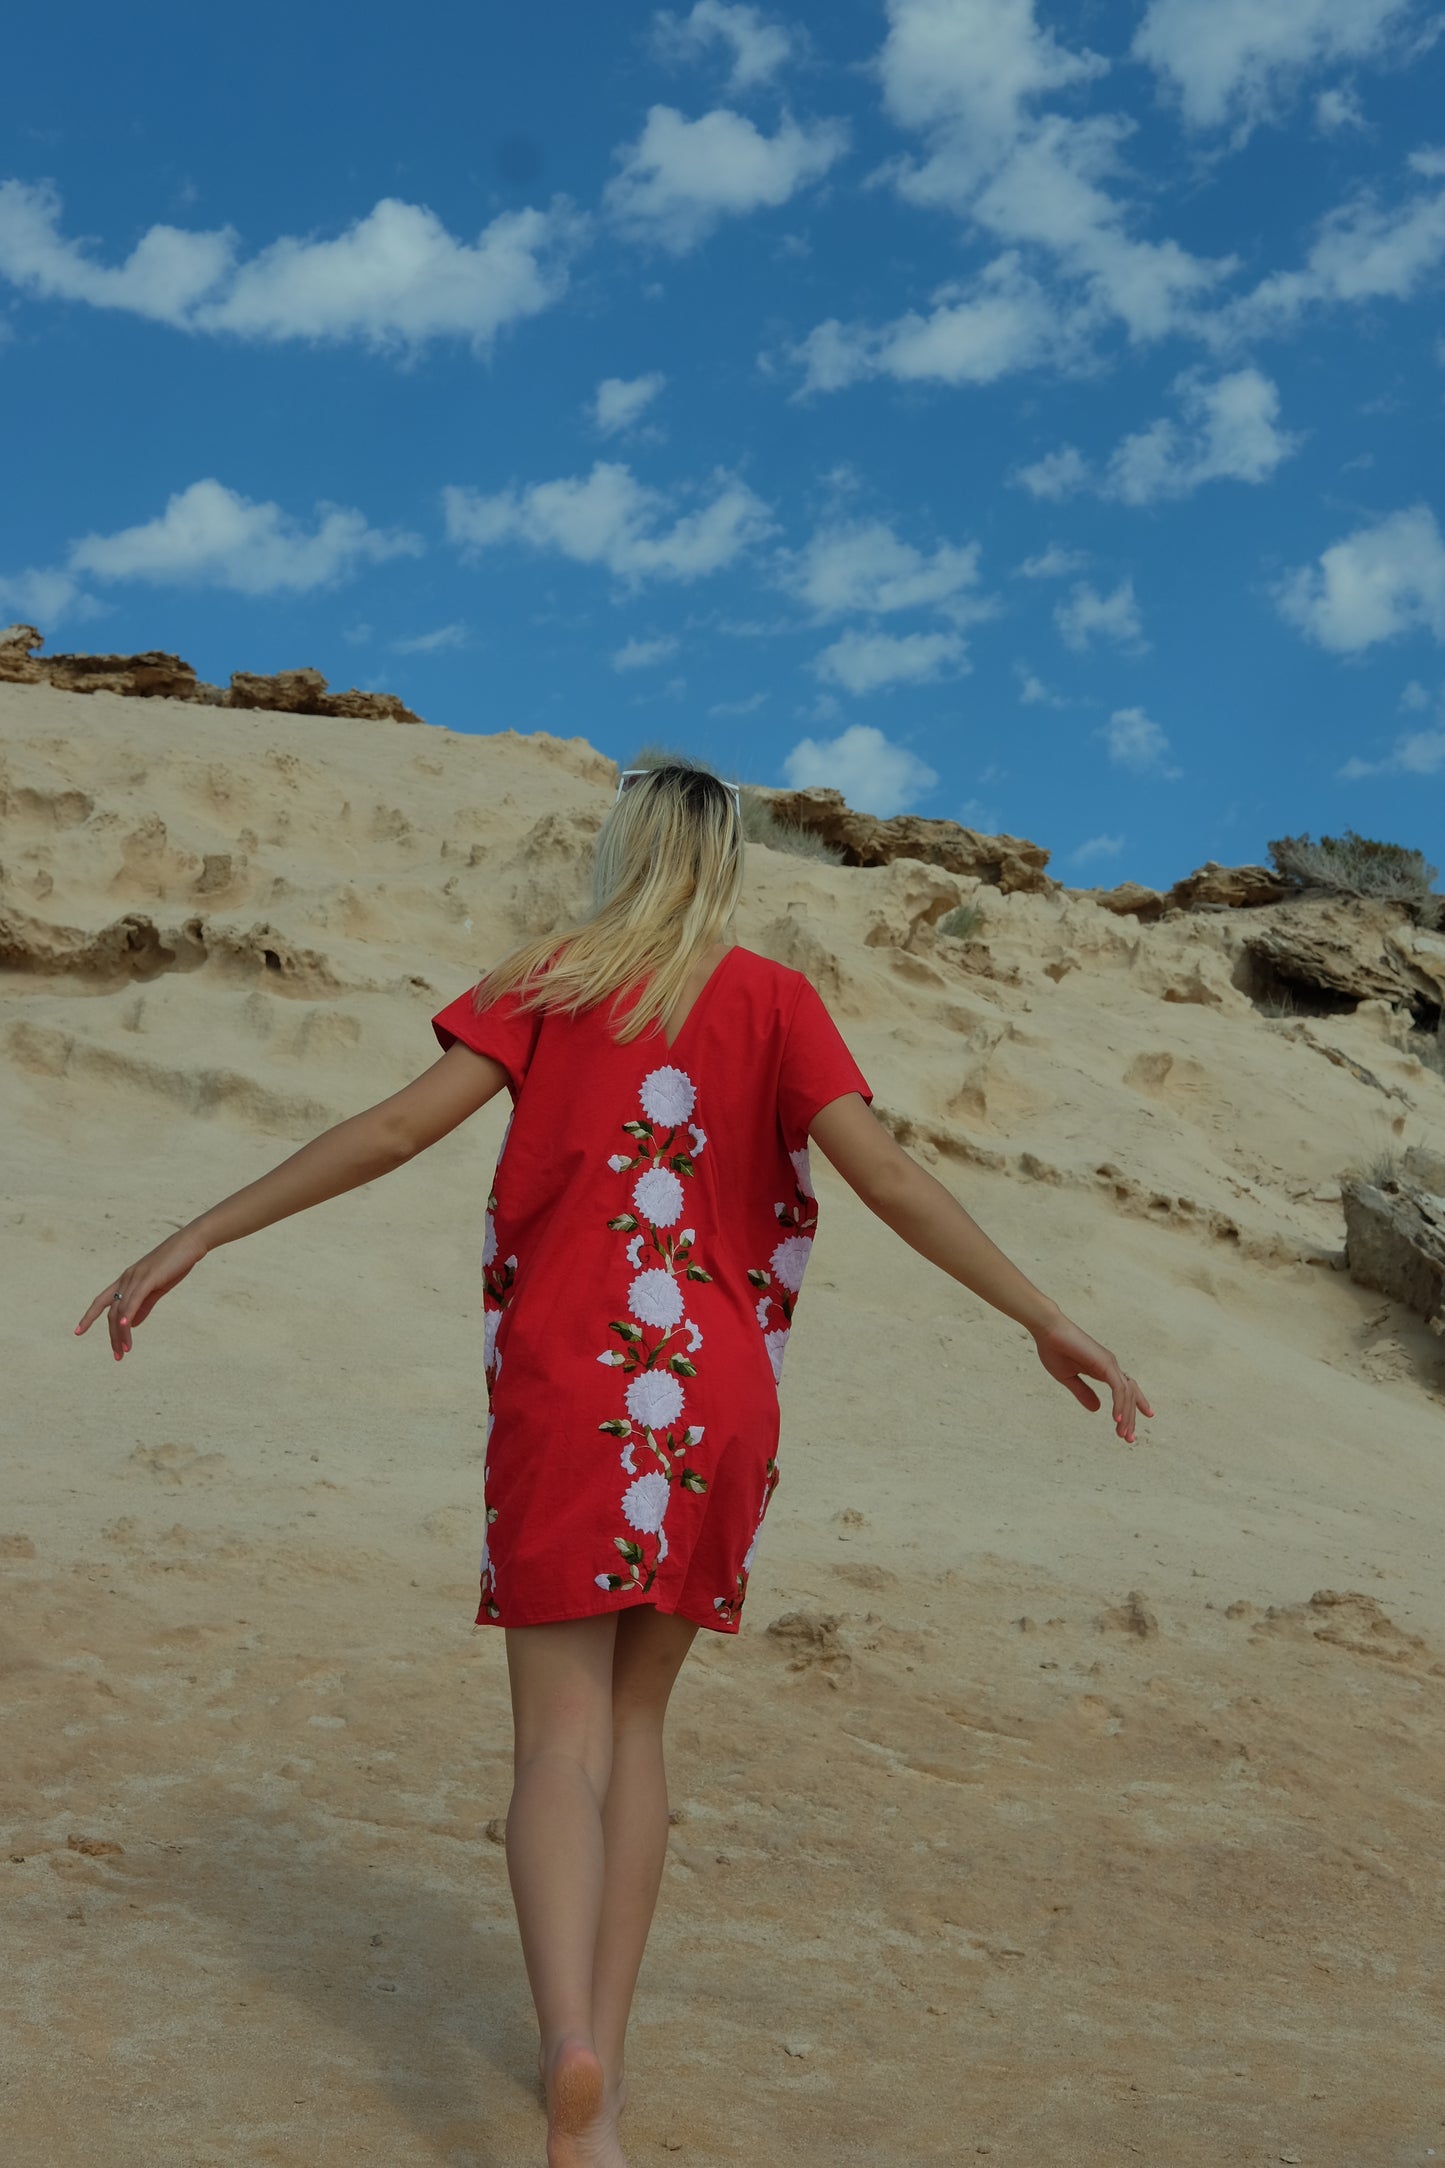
[[2, 680, 1443, 2167]]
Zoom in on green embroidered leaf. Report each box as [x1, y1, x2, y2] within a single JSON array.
[[679, 1468, 708, 1493], [684, 1264, 713, 1282], [621, 1120, 651, 1138], [486, 1505, 499, 1523], [668, 1354, 698, 1377], [615, 1537, 644, 1563], [746, 1267, 770, 1288], [609, 1320, 644, 1341], [599, 1574, 623, 1591], [597, 1418, 631, 1436], [671, 1153, 695, 1177], [606, 1212, 640, 1232]]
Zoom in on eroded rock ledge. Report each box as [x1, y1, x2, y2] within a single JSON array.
[[762, 785, 1057, 894], [0, 626, 423, 726]]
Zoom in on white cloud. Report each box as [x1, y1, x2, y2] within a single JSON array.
[[1400, 678, 1432, 708], [0, 182, 581, 352], [1015, 445, 1091, 500], [443, 461, 774, 585], [1015, 544, 1090, 578], [605, 105, 847, 253], [1133, 0, 1419, 134], [791, 252, 1083, 393], [1222, 153, 1445, 338], [1018, 371, 1298, 504], [392, 623, 467, 653], [592, 372, 667, 436], [1099, 705, 1182, 776], [653, 2, 794, 91], [1276, 503, 1445, 651], [0, 566, 85, 624], [67, 479, 421, 594], [1338, 726, 1445, 776], [1014, 661, 1067, 705], [1315, 83, 1368, 131], [613, 633, 681, 670], [780, 720, 939, 812], [1055, 577, 1146, 651], [790, 517, 987, 621], [1070, 832, 1127, 865], [812, 627, 968, 694], [709, 690, 767, 714]]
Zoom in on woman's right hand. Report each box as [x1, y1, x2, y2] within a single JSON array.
[[1031, 1314, 1154, 1443], [74, 1226, 209, 1363]]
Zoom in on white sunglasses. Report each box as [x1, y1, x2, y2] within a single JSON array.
[[614, 766, 743, 814]]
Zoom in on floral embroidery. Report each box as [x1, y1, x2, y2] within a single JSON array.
[[747, 1145, 818, 1384], [714, 1455, 779, 1625], [594, 1064, 713, 1597], [477, 1412, 501, 1620], [478, 1110, 517, 1621]]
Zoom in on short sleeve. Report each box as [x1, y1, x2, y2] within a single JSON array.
[[777, 976, 873, 1148], [431, 982, 545, 1100]]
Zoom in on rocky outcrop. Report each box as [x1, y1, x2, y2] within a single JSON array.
[[1341, 1176, 1445, 1329], [0, 625, 220, 701], [1243, 899, 1444, 1024], [761, 786, 1056, 894], [0, 628, 422, 725], [1090, 861, 1291, 921], [1093, 880, 1167, 921]]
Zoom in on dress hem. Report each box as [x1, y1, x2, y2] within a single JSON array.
[[473, 1589, 741, 1636]]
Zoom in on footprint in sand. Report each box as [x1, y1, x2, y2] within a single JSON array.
[[128, 1442, 228, 1485]]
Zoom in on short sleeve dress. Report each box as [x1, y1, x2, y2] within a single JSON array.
[[430, 943, 873, 1634]]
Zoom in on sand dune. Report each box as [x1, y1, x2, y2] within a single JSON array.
[[3, 678, 1444, 2165]]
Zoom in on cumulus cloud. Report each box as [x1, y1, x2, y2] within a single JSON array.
[[1276, 503, 1445, 650], [1099, 705, 1182, 776], [1055, 577, 1147, 651], [780, 720, 939, 812], [613, 633, 680, 669], [0, 181, 581, 352], [67, 479, 422, 594], [1070, 832, 1127, 865], [653, 2, 794, 91], [392, 623, 467, 653], [789, 516, 988, 621], [1019, 370, 1299, 503], [812, 627, 969, 694], [1015, 661, 1068, 705], [592, 372, 667, 436], [1315, 83, 1368, 131], [790, 252, 1083, 393], [1133, 0, 1421, 135], [443, 461, 774, 585], [1015, 544, 1090, 579], [1338, 725, 1445, 776], [1221, 152, 1445, 338], [0, 565, 89, 624], [605, 105, 847, 253]]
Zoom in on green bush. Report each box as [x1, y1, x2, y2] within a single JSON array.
[[1267, 828, 1438, 906], [938, 901, 986, 940]]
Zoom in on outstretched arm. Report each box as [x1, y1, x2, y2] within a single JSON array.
[[75, 1042, 509, 1362], [807, 1092, 1154, 1444]]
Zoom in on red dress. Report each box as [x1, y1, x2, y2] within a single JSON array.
[[429, 943, 873, 1634]]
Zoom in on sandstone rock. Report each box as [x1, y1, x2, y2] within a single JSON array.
[[1165, 861, 1291, 911], [1402, 1144, 1445, 1198], [0, 625, 216, 701], [1091, 881, 1167, 921], [760, 786, 1056, 894], [227, 669, 424, 725], [1341, 1177, 1445, 1328], [1244, 900, 1440, 1023]]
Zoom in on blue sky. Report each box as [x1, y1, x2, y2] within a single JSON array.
[[2, 0, 1443, 890]]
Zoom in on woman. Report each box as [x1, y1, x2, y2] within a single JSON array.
[[77, 759, 1152, 2168]]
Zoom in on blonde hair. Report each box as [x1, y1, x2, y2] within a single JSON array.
[[464, 761, 745, 1045]]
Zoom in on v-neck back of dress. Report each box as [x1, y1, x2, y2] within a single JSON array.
[[655, 943, 739, 1056]]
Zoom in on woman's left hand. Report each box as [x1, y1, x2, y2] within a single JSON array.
[[74, 1227, 209, 1362]]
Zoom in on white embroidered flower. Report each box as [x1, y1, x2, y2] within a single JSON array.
[[482, 1210, 497, 1267], [629, 1268, 684, 1329], [765, 1326, 789, 1383], [626, 1369, 685, 1430], [621, 1471, 671, 1535], [483, 1308, 501, 1374], [620, 1440, 637, 1474], [607, 1153, 631, 1173], [640, 1065, 695, 1126], [689, 1124, 707, 1156], [595, 1572, 613, 1589], [486, 1411, 495, 1439], [658, 1526, 669, 1562], [679, 1227, 695, 1246], [683, 1317, 703, 1353], [789, 1146, 815, 1199], [633, 1165, 684, 1226], [683, 1424, 705, 1446], [625, 1233, 644, 1267], [479, 1534, 491, 1579], [741, 1529, 759, 1577], [755, 1294, 772, 1327], [770, 1234, 813, 1293]]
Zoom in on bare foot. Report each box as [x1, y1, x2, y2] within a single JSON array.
[[542, 2037, 626, 2167], [538, 2049, 628, 2121]]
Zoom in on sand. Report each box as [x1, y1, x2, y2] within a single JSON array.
[[2, 679, 1443, 2166]]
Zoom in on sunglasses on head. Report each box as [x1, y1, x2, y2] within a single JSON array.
[[614, 767, 743, 814]]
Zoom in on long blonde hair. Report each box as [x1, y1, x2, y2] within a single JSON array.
[[464, 760, 745, 1044]]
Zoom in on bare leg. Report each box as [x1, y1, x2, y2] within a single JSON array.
[[592, 1606, 699, 2099], [504, 1615, 623, 2167]]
